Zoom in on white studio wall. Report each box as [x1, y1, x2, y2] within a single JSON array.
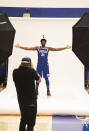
[[0, 17, 89, 115]]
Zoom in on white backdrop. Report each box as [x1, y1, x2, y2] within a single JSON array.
[[0, 18, 89, 115]]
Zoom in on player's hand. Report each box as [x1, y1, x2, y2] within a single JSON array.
[[15, 44, 21, 48], [66, 45, 71, 49]]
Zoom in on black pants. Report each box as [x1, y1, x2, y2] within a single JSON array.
[[19, 101, 37, 131]]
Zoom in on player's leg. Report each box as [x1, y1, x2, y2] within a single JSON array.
[[43, 64, 51, 96], [36, 64, 42, 95], [44, 76, 51, 96]]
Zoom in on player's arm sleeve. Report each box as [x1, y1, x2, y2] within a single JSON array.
[[33, 70, 41, 83]]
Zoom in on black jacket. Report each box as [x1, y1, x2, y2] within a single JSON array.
[[13, 66, 40, 105]]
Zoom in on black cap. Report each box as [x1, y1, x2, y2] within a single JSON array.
[[21, 57, 31, 64]]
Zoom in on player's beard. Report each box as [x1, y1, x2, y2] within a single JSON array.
[[42, 44, 46, 47]]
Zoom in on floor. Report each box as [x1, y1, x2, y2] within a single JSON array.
[[0, 116, 52, 131], [0, 116, 89, 131]]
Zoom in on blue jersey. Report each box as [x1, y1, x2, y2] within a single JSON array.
[[37, 46, 48, 65]]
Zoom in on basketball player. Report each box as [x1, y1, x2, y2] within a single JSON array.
[[15, 38, 71, 96]]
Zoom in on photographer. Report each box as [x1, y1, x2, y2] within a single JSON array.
[[13, 57, 41, 131]]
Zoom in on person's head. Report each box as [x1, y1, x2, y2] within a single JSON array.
[[20, 57, 31, 68], [40, 39, 47, 47]]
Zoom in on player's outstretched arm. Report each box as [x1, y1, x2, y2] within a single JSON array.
[[15, 44, 39, 51], [48, 45, 71, 51]]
